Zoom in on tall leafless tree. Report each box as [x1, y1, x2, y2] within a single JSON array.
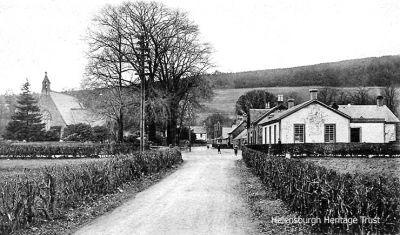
[[85, 5, 135, 142], [85, 2, 213, 145]]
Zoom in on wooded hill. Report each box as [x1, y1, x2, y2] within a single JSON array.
[[211, 55, 400, 88]]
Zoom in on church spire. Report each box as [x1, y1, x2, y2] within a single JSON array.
[[41, 72, 51, 95]]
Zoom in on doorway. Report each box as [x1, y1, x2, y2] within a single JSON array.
[[350, 128, 361, 142]]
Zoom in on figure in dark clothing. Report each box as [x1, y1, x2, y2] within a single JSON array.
[[217, 144, 221, 154], [234, 144, 238, 156], [277, 138, 282, 156]]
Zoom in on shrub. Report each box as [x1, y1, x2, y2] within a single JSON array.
[[42, 126, 62, 141], [62, 123, 93, 142], [0, 148, 182, 234], [248, 143, 400, 157], [92, 126, 110, 143], [0, 143, 138, 158], [242, 146, 400, 233]]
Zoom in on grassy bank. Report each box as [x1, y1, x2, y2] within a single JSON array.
[[0, 148, 182, 235]]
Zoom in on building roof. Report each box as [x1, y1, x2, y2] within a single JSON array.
[[228, 121, 245, 134], [192, 126, 206, 134], [259, 100, 351, 126], [253, 104, 287, 125], [338, 105, 400, 123], [249, 109, 270, 123], [233, 129, 247, 140], [50, 91, 105, 126]]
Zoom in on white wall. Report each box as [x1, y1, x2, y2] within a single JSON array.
[[279, 103, 350, 143], [385, 124, 396, 142], [349, 123, 384, 143], [262, 123, 279, 144], [196, 133, 207, 141]]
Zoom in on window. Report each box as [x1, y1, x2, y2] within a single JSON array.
[[324, 124, 336, 143], [294, 124, 305, 143], [274, 125, 276, 144]]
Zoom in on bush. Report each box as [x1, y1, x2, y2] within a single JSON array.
[[0, 143, 138, 158], [248, 143, 400, 157], [42, 126, 62, 141], [242, 146, 400, 233], [62, 123, 93, 142], [92, 126, 110, 143], [0, 148, 182, 234]]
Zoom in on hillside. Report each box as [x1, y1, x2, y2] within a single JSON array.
[[210, 55, 400, 89]]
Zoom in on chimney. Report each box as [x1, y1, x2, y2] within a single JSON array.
[[309, 89, 318, 100], [377, 95, 384, 107], [265, 102, 270, 109], [287, 98, 295, 109], [277, 95, 284, 104]]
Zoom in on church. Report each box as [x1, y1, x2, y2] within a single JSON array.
[[38, 72, 105, 133]]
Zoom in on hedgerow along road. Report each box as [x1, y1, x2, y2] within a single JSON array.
[[74, 147, 259, 235]]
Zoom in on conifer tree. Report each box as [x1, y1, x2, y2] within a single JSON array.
[[3, 80, 45, 141]]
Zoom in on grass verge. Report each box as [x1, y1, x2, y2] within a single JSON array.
[[235, 159, 311, 235], [11, 164, 181, 235]]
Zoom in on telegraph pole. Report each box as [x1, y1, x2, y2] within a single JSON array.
[[137, 33, 149, 153]]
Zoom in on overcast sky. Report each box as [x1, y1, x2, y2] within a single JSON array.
[[1, 0, 400, 94]]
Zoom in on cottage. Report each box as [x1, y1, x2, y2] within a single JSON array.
[[259, 89, 399, 144], [191, 125, 207, 141], [228, 120, 247, 148], [247, 97, 287, 145]]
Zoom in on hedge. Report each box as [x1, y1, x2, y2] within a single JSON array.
[[0, 143, 139, 158], [242, 146, 400, 233], [248, 143, 400, 158], [0, 148, 182, 234]]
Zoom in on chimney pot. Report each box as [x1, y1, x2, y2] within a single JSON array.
[[309, 89, 318, 100], [278, 95, 284, 103], [287, 98, 295, 109], [377, 95, 383, 107]]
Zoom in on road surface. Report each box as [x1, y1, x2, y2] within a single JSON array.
[[74, 147, 259, 235]]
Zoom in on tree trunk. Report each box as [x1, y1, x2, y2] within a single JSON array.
[[148, 120, 157, 143], [117, 109, 124, 142], [167, 99, 179, 145]]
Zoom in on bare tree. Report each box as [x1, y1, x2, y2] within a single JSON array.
[[85, 2, 213, 145], [85, 5, 136, 142], [382, 84, 398, 114]]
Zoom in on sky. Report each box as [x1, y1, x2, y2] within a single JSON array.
[[1, 0, 400, 94]]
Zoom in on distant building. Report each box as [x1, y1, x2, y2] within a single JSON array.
[[191, 125, 207, 141], [38, 72, 105, 134], [259, 89, 400, 144]]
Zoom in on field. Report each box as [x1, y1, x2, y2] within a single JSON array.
[[0, 158, 107, 177], [198, 86, 382, 121], [305, 157, 400, 179]]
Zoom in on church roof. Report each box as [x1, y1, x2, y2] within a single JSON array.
[[49, 91, 105, 126]]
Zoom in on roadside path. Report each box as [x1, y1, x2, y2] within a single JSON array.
[[74, 147, 259, 235]]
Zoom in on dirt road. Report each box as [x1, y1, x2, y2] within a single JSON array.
[[74, 147, 259, 235]]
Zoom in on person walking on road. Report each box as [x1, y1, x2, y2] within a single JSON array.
[[234, 144, 238, 156], [217, 144, 221, 154]]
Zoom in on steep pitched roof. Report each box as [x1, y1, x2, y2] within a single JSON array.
[[249, 109, 270, 123], [338, 105, 400, 123], [233, 129, 247, 140], [50, 91, 104, 126], [253, 104, 287, 125], [192, 126, 206, 134], [229, 121, 246, 134], [259, 100, 351, 126]]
